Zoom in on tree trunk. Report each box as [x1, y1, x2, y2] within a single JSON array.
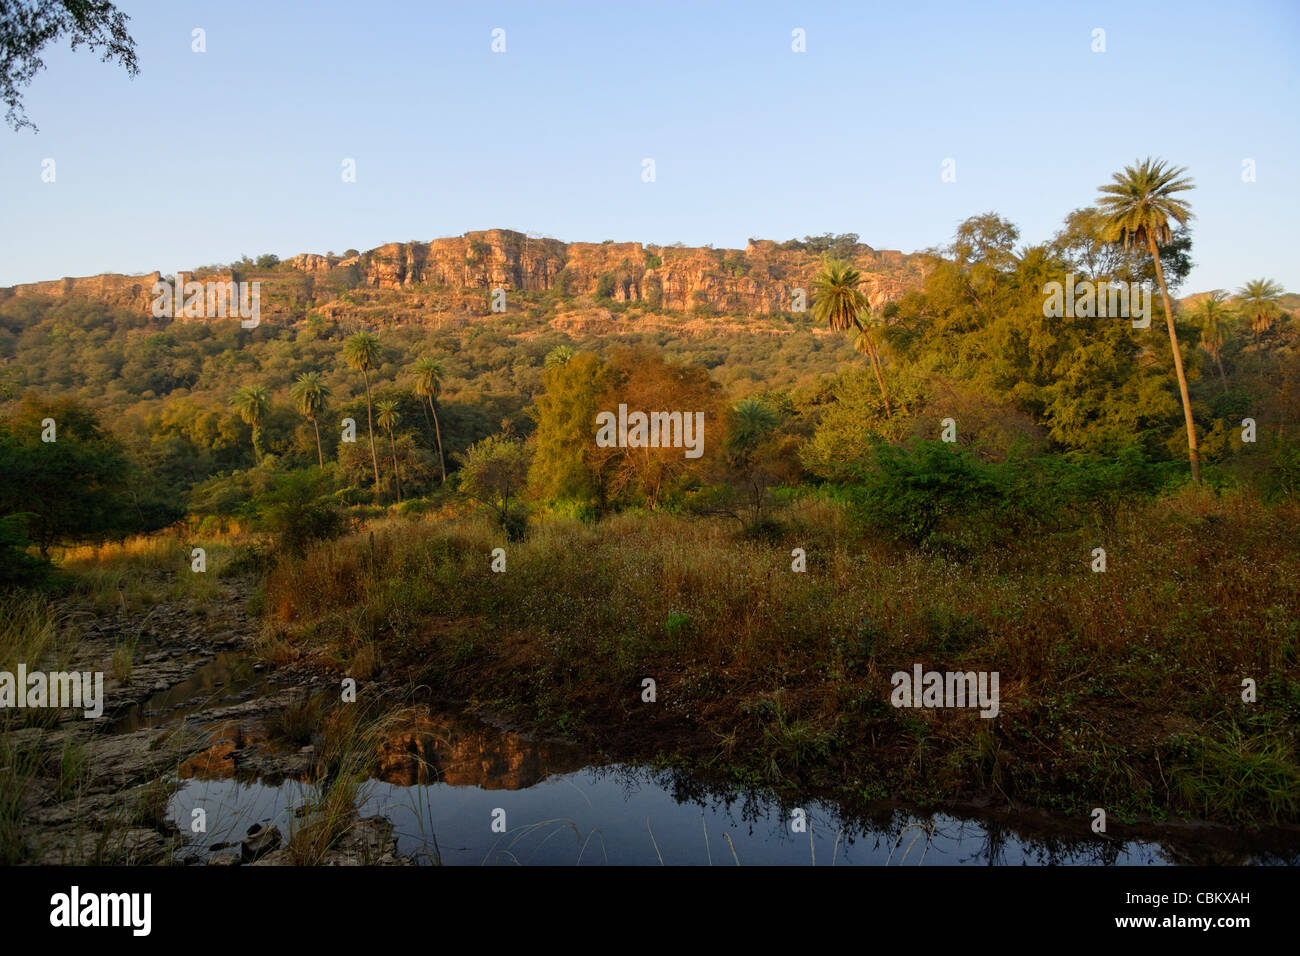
[[431, 396, 447, 484], [387, 427, 402, 503], [854, 317, 892, 417], [362, 369, 381, 493], [1148, 236, 1201, 484], [312, 416, 323, 467]]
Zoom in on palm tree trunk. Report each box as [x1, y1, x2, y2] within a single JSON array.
[[854, 317, 892, 417], [387, 426, 402, 503], [1215, 354, 1227, 393], [1148, 236, 1201, 484], [430, 396, 447, 483], [362, 369, 381, 492], [312, 416, 323, 468], [419, 397, 433, 441]]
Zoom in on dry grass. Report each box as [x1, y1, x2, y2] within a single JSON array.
[[261, 485, 1300, 824]]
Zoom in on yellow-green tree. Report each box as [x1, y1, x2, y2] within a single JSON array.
[[813, 259, 891, 417], [411, 356, 446, 483], [376, 399, 402, 504], [230, 384, 271, 461], [342, 332, 383, 493], [1236, 278, 1285, 356], [289, 371, 331, 467], [1097, 157, 1199, 482]]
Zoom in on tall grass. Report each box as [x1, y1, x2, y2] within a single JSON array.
[[260, 486, 1300, 824]]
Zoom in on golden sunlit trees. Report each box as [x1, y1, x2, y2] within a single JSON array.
[[342, 332, 383, 494], [1097, 157, 1200, 482], [813, 259, 892, 417], [411, 356, 447, 484], [289, 371, 331, 467]]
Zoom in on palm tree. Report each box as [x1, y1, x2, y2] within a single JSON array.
[[411, 355, 447, 483], [230, 385, 271, 461], [544, 345, 574, 369], [812, 259, 891, 416], [1097, 157, 1199, 482], [289, 371, 331, 467], [375, 399, 402, 504], [1236, 277, 1285, 357], [1192, 291, 1231, 391], [342, 332, 383, 493]]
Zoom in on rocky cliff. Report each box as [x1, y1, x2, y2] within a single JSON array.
[[2, 229, 929, 323], [305, 229, 925, 312]]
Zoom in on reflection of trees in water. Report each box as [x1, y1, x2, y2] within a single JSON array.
[[575, 761, 1293, 865]]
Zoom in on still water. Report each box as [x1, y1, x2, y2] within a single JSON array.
[[166, 709, 1284, 866]]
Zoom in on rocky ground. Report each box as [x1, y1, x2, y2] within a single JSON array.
[[9, 578, 413, 866]]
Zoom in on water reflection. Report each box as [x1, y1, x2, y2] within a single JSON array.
[[166, 708, 1297, 866]]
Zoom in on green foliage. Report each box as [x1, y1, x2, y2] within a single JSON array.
[[0, 397, 175, 555], [458, 433, 531, 528], [527, 351, 610, 509], [256, 468, 351, 556], [846, 439, 1009, 546], [0, 514, 50, 589]]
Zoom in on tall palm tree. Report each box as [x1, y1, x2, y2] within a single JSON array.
[[230, 385, 271, 462], [375, 399, 402, 504], [289, 371, 331, 467], [812, 259, 891, 417], [342, 332, 383, 493], [1097, 157, 1199, 482], [1192, 291, 1231, 391], [1236, 277, 1285, 357], [411, 355, 447, 484]]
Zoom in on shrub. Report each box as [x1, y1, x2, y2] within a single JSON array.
[[848, 438, 1010, 546]]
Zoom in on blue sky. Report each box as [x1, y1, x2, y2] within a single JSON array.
[[2, 0, 1297, 291]]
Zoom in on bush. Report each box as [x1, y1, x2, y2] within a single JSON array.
[[0, 514, 50, 589], [848, 438, 1010, 546], [257, 470, 351, 556], [499, 503, 529, 542]]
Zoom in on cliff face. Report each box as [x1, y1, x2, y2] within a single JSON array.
[[0, 272, 162, 313], [331, 230, 923, 311], [2, 229, 928, 321]]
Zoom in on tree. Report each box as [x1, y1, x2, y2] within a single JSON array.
[[375, 399, 402, 504], [458, 433, 530, 531], [543, 345, 574, 369], [230, 384, 271, 461], [411, 355, 446, 483], [2, 0, 138, 132], [342, 332, 383, 494], [1236, 278, 1285, 357], [528, 350, 611, 510], [1097, 158, 1200, 482], [1192, 291, 1232, 391], [720, 397, 792, 523], [289, 371, 331, 467], [813, 258, 891, 416], [0, 396, 143, 555]]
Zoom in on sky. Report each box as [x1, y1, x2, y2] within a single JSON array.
[[2, 0, 1297, 291]]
